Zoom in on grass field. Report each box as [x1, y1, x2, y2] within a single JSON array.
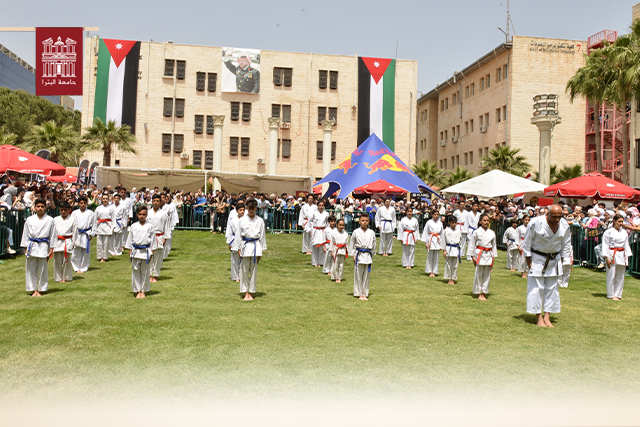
[[1, 230, 640, 409]]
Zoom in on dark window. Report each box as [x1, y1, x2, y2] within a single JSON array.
[[206, 115, 214, 134], [196, 72, 206, 91], [273, 67, 292, 86], [176, 60, 186, 80], [162, 134, 171, 153], [329, 71, 338, 90], [230, 137, 239, 156], [282, 105, 291, 123], [331, 141, 336, 160], [319, 70, 327, 89], [174, 134, 184, 153], [283, 68, 292, 86], [318, 106, 326, 125], [205, 150, 213, 169], [242, 102, 251, 121], [193, 150, 202, 168], [163, 98, 173, 117], [164, 59, 174, 77], [328, 107, 337, 125], [207, 73, 217, 92], [272, 104, 281, 118], [194, 115, 204, 134], [316, 141, 323, 159], [241, 137, 250, 156], [175, 99, 185, 118], [281, 139, 291, 158], [273, 68, 282, 86], [230, 102, 240, 121]]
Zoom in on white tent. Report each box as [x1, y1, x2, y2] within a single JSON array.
[[440, 170, 547, 198]]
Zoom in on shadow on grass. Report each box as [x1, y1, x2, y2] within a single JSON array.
[[513, 313, 553, 325], [155, 276, 173, 281], [236, 292, 266, 299], [130, 290, 161, 297], [347, 293, 375, 297], [40, 288, 65, 295], [592, 293, 608, 299]]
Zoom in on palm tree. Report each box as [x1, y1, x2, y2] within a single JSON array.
[[533, 165, 558, 183], [22, 120, 82, 166], [553, 164, 583, 184], [479, 145, 531, 176], [0, 127, 17, 145], [411, 159, 446, 188], [444, 166, 474, 187], [81, 118, 137, 166]]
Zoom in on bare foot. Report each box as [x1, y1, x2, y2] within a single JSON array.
[[235, 279, 240, 283], [140, 292, 146, 298], [31, 291, 38, 297], [306, 252, 312, 255], [429, 273, 435, 277], [537, 321, 547, 327], [361, 296, 368, 301], [336, 280, 341, 283], [247, 293, 254, 301], [448, 280, 454, 285], [613, 297, 621, 301], [408, 266, 412, 269], [100, 259, 106, 263], [60, 280, 66, 283]]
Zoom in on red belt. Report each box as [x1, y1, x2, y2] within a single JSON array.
[[611, 247, 628, 266], [313, 227, 326, 247], [98, 219, 111, 223], [57, 235, 72, 261], [427, 232, 440, 250], [334, 243, 348, 262], [476, 246, 494, 268]]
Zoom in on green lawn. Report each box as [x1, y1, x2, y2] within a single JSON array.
[[1, 231, 640, 405]]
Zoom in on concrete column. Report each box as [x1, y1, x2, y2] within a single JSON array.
[[321, 119, 336, 177], [212, 115, 225, 191], [531, 117, 561, 186], [267, 117, 280, 175]]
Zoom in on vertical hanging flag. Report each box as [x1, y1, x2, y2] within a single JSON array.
[[35, 27, 83, 96], [93, 38, 141, 134], [357, 56, 395, 150]]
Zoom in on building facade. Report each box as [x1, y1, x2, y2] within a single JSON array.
[[417, 35, 587, 176], [81, 38, 418, 181]]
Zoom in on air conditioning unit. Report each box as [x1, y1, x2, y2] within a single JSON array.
[[257, 158, 264, 164], [478, 160, 486, 167], [480, 125, 488, 133], [281, 122, 291, 129], [180, 152, 189, 159], [452, 136, 459, 143], [440, 140, 447, 147]]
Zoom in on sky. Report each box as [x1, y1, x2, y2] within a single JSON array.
[[0, 0, 637, 109]]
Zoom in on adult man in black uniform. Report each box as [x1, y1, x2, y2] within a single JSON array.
[[223, 49, 260, 93]]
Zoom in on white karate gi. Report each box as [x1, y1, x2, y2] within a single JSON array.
[[467, 227, 497, 295], [226, 216, 242, 281], [348, 227, 376, 297], [453, 209, 469, 258], [147, 208, 171, 278], [422, 219, 443, 274], [162, 202, 179, 258], [109, 201, 128, 256], [233, 215, 267, 294], [53, 215, 78, 282], [516, 224, 528, 273], [503, 227, 520, 270], [125, 221, 158, 293], [322, 226, 336, 274], [308, 210, 330, 266], [94, 204, 115, 260], [522, 217, 572, 314], [20, 214, 56, 292], [299, 203, 317, 253], [398, 216, 420, 267], [557, 244, 574, 288], [375, 206, 396, 255], [71, 208, 95, 273], [331, 229, 349, 281], [602, 227, 632, 299], [441, 227, 462, 281], [464, 211, 481, 260]]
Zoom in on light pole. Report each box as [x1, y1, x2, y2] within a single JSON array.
[[531, 94, 561, 186]]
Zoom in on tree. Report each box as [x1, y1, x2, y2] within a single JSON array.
[[533, 165, 558, 184], [23, 120, 82, 166], [81, 118, 137, 166], [0, 127, 17, 145], [553, 164, 584, 184], [444, 166, 474, 188], [411, 159, 446, 188], [479, 145, 531, 176]]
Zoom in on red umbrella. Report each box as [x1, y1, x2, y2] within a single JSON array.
[[353, 179, 407, 196], [46, 173, 77, 183], [544, 173, 640, 200], [0, 145, 66, 176]]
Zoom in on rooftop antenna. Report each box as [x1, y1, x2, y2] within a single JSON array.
[[498, 0, 513, 43]]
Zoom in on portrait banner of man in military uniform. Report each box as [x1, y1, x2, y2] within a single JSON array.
[[221, 47, 261, 94]]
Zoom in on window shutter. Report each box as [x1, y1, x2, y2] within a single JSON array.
[[162, 134, 171, 153], [318, 107, 326, 125], [194, 115, 204, 134], [174, 134, 184, 153], [319, 70, 327, 89], [192, 150, 202, 168], [329, 71, 338, 89], [164, 59, 174, 77], [241, 137, 250, 156], [175, 99, 185, 118], [207, 73, 217, 92], [176, 60, 186, 80], [283, 68, 292, 86], [196, 72, 205, 91], [230, 137, 239, 156], [163, 98, 173, 117]]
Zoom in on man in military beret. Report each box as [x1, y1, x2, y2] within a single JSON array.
[[223, 48, 260, 93]]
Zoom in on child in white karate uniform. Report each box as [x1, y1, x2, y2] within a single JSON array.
[[226, 202, 245, 282], [348, 213, 376, 301], [602, 214, 632, 300], [52, 201, 77, 283], [503, 219, 519, 271], [308, 200, 330, 267], [322, 216, 337, 275], [397, 209, 420, 269], [516, 215, 530, 278], [331, 219, 349, 283], [441, 215, 462, 285], [20, 198, 56, 296], [234, 199, 267, 301], [422, 210, 443, 276], [71, 196, 95, 273], [125, 205, 158, 298], [93, 193, 115, 262], [467, 214, 497, 300]]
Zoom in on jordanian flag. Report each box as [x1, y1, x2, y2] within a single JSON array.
[[357, 57, 395, 150], [93, 39, 141, 134]]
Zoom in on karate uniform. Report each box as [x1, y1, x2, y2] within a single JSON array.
[[398, 216, 420, 267], [464, 211, 481, 260], [322, 226, 336, 274], [125, 221, 158, 293], [307, 210, 330, 267], [422, 219, 443, 274], [503, 227, 519, 269], [602, 227, 632, 299], [467, 227, 497, 295], [233, 215, 267, 294], [557, 243, 574, 288], [109, 201, 127, 256], [441, 227, 462, 281], [522, 217, 572, 314], [516, 224, 528, 273], [375, 206, 396, 255], [52, 215, 77, 282], [299, 203, 317, 253], [225, 216, 241, 281], [348, 227, 376, 297], [162, 202, 179, 258], [453, 209, 469, 258], [94, 204, 115, 260], [70, 208, 95, 273], [331, 229, 349, 281], [147, 208, 171, 278], [20, 214, 56, 292]]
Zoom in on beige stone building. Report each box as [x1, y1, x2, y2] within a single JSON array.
[[81, 38, 418, 183], [416, 35, 587, 176]]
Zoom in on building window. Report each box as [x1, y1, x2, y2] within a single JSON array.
[[280, 139, 291, 158], [484, 147, 489, 156], [174, 134, 184, 153], [470, 83, 475, 96], [445, 98, 449, 109], [196, 72, 206, 91], [208, 73, 217, 92], [318, 106, 326, 125], [470, 119, 474, 132], [465, 85, 469, 99], [496, 108, 501, 123], [176, 60, 186, 80], [230, 102, 240, 121], [470, 151, 473, 164], [484, 113, 489, 126], [479, 115, 484, 127], [175, 99, 185, 118], [464, 152, 468, 165], [451, 126, 456, 138], [206, 115, 214, 134], [242, 102, 251, 121], [205, 150, 213, 169], [241, 137, 250, 156], [502, 105, 507, 121], [480, 77, 484, 91], [230, 137, 239, 156], [282, 104, 291, 123], [163, 98, 173, 117], [319, 70, 328, 89], [328, 107, 337, 125], [164, 59, 175, 77], [273, 67, 293, 86], [272, 104, 281, 118], [503, 64, 508, 79], [273, 68, 282, 86], [486, 74, 490, 88], [456, 155, 459, 166], [465, 121, 469, 135], [496, 68, 502, 82], [451, 156, 455, 167], [331, 141, 336, 160], [440, 100, 445, 112], [444, 159, 447, 169], [478, 149, 483, 160], [316, 141, 323, 159], [194, 115, 204, 134], [162, 134, 171, 153], [329, 71, 338, 89], [193, 150, 202, 168]]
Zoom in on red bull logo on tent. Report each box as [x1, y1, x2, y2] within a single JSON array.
[[335, 157, 357, 174], [363, 154, 415, 176]]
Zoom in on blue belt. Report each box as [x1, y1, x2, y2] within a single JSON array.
[[78, 228, 92, 253], [468, 226, 477, 234], [131, 244, 150, 264], [356, 248, 372, 272], [27, 238, 49, 257], [507, 238, 515, 245], [242, 237, 259, 263], [447, 243, 461, 262], [116, 218, 123, 229]]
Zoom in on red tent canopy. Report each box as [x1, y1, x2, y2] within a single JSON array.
[[313, 179, 407, 196], [544, 173, 640, 200], [46, 173, 77, 183], [0, 145, 66, 176]]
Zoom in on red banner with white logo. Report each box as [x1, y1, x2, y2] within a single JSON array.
[[35, 27, 83, 96]]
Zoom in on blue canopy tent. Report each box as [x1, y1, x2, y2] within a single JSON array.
[[314, 133, 439, 199]]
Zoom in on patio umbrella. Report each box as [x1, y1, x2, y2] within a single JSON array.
[[440, 169, 547, 198], [353, 179, 406, 195], [0, 145, 66, 176], [544, 173, 640, 200], [46, 173, 78, 183]]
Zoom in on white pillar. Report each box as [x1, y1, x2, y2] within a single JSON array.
[[268, 117, 280, 175], [212, 115, 225, 191], [321, 119, 335, 177], [531, 117, 561, 186]]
